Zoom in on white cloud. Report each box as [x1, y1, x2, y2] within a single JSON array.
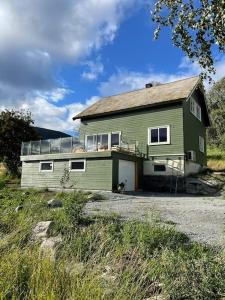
[[99, 57, 225, 96], [82, 60, 104, 81], [0, 0, 142, 108]]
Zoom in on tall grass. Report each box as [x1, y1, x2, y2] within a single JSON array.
[[207, 147, 225, 171], [1, 188, 225, 299]]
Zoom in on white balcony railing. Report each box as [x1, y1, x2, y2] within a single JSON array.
[[21, 137, 144, 157]]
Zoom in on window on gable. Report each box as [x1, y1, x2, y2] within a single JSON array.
[[190, 97, 201, 121], [199, 136, 205, 153], [69, 160, 86, 171], [40, 161, 53, 172], [196, 104, 202, 121], [148, 126, 170, 145]]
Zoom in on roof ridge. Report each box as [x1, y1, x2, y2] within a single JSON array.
[[98, 75, 200, 100]]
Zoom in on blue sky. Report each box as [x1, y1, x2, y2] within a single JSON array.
[[0, 0, 224, 134]]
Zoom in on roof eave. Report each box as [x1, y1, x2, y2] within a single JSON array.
[[73, 98, 185, 121]]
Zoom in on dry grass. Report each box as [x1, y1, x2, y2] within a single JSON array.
[[0, 162, 7, 177], [1, 188, 225, 299], [207, 159, 225, 171], [207, 147, 225, 171]]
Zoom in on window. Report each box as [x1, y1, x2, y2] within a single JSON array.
[[86, 135, 97, 151], [199, 136, 205, 153], [85, 132, 121, 151], [39, 161, 53, 172], [97, 133, 109, 150], [190, 97, 201, 121], [69, 160, 86, 172], [196, 104, 202, 121], [154, 164, 166, 172], [111, 132, 121, 147], [148, 126, 170, 145]]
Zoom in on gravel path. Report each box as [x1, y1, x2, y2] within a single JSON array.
[[85, 192, 225, 246]]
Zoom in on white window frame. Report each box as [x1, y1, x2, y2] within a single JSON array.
[[69, 159, 86, 172], [39, 161, 54, 172], [148, 125, 170, 145], [97, 132, 110, 150], [199, 136, 205, 153], [85, 134, 97, 151], [111, 131, 121, 147]]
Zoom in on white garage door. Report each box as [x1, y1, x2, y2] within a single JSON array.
[[118, 160, 135, 191]]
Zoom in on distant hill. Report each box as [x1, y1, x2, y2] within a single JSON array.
[[33, 127, 71, 140]]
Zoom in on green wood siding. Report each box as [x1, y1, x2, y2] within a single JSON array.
[[183, 91, 207, 165], [80, 103, 184, 157], [21, 158, 112, 190]]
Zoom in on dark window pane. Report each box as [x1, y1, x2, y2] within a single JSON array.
[[151, 129, 158, 143], [154, 164, 166, 172], [71, 161, 84, 170], [159, 128, 167, 142], [111, 133, 120, 147], [41, 162, 53, 171]]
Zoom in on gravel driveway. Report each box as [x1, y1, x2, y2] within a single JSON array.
[[85, 192, 225, 246]]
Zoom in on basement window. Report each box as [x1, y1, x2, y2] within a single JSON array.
[[148, 126, 170, 145], [154, 164, 166, 172], [69, 160, 86, 172], [39, 161, 53, 172]]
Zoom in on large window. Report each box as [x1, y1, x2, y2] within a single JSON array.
[[85, 132, 121, 151], [199, 136, 205, 153], [39, 161, 53, 172], [69, 160, 86, 172], [148, 126, 170, 145], [190, 97, 201, 121]]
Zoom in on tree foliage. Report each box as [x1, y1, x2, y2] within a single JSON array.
[[0, 110, 38, 176], [152, 0, 225, 80], [207, 77, 225, 148]]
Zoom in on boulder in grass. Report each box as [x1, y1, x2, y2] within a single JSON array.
[[47, 198, 62, 208], [31, 221, 53, 241], [40, 236, 62, 261]]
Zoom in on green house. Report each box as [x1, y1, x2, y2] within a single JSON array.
[[20, 76, 210, 192]]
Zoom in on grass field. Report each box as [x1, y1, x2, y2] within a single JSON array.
[[1, 187, 225, 299], [207, 147, 225, 171]]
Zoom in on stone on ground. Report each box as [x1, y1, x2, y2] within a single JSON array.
[[40, 236, 62, 261], [47, 198, 62, 208], [31, 221, 53, 241]]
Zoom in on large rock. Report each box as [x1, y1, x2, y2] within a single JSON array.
[[47, 198, 62, 208], [31, 221, 53, 241], [40, 236, 62, 261]]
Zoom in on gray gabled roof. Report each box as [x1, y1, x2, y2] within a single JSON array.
[[73, 76, 201, 120]]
